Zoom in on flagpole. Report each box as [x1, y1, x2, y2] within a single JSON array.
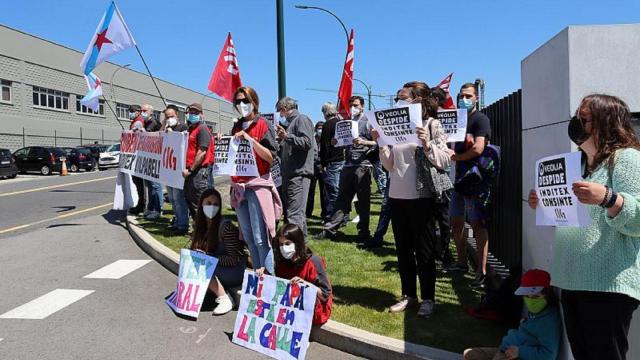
[[102, 95, 125, 130], [134, 45, 168, 107]]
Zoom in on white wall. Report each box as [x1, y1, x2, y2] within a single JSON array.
[[521, 24, 640, 360]]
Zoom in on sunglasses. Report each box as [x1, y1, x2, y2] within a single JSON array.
[[234, 98, 251, 105]]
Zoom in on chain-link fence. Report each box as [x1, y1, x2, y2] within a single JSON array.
[[0, 128, 120, 152]]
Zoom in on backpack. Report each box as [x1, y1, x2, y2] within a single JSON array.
[[454, 144, 501, 196]]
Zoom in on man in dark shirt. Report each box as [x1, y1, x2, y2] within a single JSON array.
[[446, 83, 492, 289], [183, 103, 214, 222], [318, 102, 344, 223], [306, 121, 326, 219]]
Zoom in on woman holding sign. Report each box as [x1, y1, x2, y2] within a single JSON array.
[[229, 86, 282, 277], [373, 82, 452, 317], [528, 94, 640, 360], [191, 188, 246, 315]]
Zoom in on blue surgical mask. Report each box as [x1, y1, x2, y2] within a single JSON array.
[[187, 113, 200, 124], [279, 113, 290, 128], [141, 112, 149, 120], [458, 98, 474, 110], [129, 112, 137, 120]]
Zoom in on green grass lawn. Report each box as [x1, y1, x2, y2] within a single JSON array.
[[137, 184, 507, 353]]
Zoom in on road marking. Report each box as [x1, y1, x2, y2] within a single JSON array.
[[0, 176, 116, 198], [0, 202, 113, 234], [0, 289, 94, 320], [84, 260, 151, 279]]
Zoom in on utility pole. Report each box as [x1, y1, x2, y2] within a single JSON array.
[[276, 0, 287, 99]]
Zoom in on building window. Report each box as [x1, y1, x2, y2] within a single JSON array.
[[32, 86, 69, 110], [1, 80, 11, 104], [116, 102, 130, 120], [75, 95, 104, 116]]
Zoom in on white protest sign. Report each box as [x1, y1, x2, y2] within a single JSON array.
[[262, 113, 277, 129], [166, 249, 218, 318], [535, 152, 591, 227], [233, 270, 318, 360], [271, 157, 282, 188], [333, 120, 359, 147], [437, 109, 467, 143], [118, 130, 187, 189], [212, 136, 260, 177], [365, 103, 422, 146]]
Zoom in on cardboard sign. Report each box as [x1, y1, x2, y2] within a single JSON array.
[[212, 136, 260, 177], [365, 103, 422, 146], [233, 270, 318, 360], [333, 120, 359, 147], [166, 249, 219, 318], [118, 130, 187, 189], [535, 152, 591, 227], [271, 157, 282, 188], [437, 109, 467, 143], [262, 113, 277, 129]]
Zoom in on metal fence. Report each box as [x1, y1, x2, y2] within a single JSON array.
[[481, 89, 523, 270], [0, 128, 120, 152]]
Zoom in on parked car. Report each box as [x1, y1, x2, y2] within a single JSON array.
[[99, 143, 120, 170], [12, 146, 68, 175], [0, 148, 19, 179], [80, 144, 108, 170], [66, 147, 94, 172]]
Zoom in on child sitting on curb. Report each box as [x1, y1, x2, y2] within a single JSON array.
[[273, 223, 333, 326], [463, 269, 561, 360]]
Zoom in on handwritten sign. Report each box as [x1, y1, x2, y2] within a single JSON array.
[[233, 270, 318, 360], [166, 249, 218, 318], [271, 157, 282, 188], [366, 103, 422, 146], [212, 136, 260, 177], [118, 130, 187, 189], [437, 109, 467, 143], [333, 120, 359, 147], [535, 152, 591, 227]]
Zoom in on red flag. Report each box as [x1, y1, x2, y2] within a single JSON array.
[[207, 32, 242, 102], [436, 73, 456, 109], [337, 29, 355, 118]]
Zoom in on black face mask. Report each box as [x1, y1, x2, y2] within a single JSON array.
[[568, 116, 589, 145]]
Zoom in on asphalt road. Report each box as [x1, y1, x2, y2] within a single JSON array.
[[0, 171, 361, 360]]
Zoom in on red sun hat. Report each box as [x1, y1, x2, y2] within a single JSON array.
[[515, 269, 551, 296]]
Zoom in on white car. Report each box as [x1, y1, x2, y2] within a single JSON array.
[[98, 143, 120, 170]]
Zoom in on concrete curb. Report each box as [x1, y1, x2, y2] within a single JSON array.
[[126, 216, 462, 360]]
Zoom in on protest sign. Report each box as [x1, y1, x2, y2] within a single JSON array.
[[233, 270, 318, 360], [212, 136, 260, 177], [437, 109, 467, 142], [535, 152, 591, 227], [365, 103, 422, 146], [166, 249, 218, 318], [262, 113, 277, 129], [333, 120, 359, 147], [271, 157, 282, 188], [118, 130, 187, 189]]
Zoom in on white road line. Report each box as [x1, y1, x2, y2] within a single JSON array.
[[83, 260, 151, 279], [0, 289, 94, 320]]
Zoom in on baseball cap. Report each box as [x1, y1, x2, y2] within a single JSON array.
[[186, 103, 203, 113], [515, 269, 551, 296]]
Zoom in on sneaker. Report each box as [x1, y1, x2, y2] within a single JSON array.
[[417, 300, 435, 317], [313, 230, 334, 241], [351, 215, 360, 224], [443, 262, 469, 273], [212, 294, 234, 315], [142, 210, 151, 217], [145, 211, 161, 220], [389, 295, 417, 313], [470, 273, 487, 289]]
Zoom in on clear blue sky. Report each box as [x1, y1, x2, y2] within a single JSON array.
[[1, 0, 639, 121]]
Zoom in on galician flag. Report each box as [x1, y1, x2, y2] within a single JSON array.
[[80, 72, 103, 111], [80, 1, 136, 76]]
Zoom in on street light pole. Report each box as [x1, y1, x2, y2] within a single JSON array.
[[294, 5, 349, 45], [276, 0, 287, 99], [109, 63, 131, 104], [353, 78, 372, 110]]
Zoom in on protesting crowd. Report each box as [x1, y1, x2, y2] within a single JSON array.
[[125, 83, 640, 360]]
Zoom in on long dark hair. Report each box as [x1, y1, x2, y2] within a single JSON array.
[[190, 188, 223, 254], [403, 81, 438, 120], [272, 223, 312, 267], [578, 94, 640, 171]]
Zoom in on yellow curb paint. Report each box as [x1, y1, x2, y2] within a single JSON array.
[[0, 176, 116, 198]]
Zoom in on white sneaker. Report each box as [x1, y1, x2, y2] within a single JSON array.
[[212, 294, 233, 315]]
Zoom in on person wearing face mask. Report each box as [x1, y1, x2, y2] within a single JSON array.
[[318, 102, 345, 223], [529, 94, 640, 360], [127, 104, 147, 216], [190, 189, 247, 315], [162, 106, 189, 235], [306, 121, 326, 219], [230, 86, 282, 277], [273, 223, 333, 326], [352, 98, 387, 198], [140, 104, 165, 221], [275, 96, 316, 238], [446, 83, 493, 290], [183, 103, 215, 222], [463, 269, 561, 360]]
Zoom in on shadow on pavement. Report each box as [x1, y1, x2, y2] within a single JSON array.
[[102, 209, 127, 229]]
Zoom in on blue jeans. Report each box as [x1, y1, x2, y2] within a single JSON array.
[[166, 186, 189, 230], [236, 188, 274, 274], [373, 173, 391, 243], [145, 180, 164, 213], [322, 161, 343, 221], [371, 158, 387, 195]]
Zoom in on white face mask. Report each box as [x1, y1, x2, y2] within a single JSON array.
[[350, 106, 361, 117], [280, 243, 296, 260], [394, 99, 411, 108], [237, 102, 254, 118], [166, 117, 177, 127], [202, 205, 219, 219]]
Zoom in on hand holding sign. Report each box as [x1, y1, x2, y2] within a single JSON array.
[[334, 120, 359, 147], [366, 103, 422, 146], [572, 181, 607, 205]]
